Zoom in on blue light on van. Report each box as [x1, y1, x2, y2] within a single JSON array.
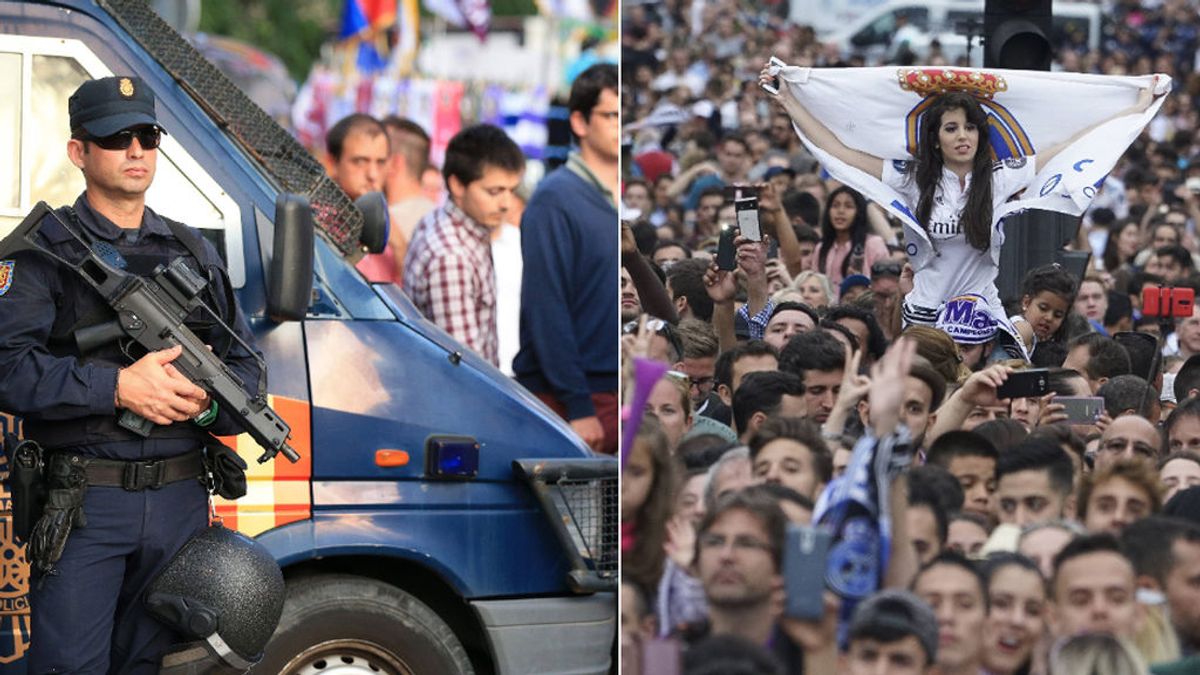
[[425, 436, 480, 479]]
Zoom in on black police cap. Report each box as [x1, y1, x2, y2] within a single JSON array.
[[69, 76, 158, 138]]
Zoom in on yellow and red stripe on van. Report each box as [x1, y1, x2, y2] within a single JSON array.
[[213, 395, 312, 536]]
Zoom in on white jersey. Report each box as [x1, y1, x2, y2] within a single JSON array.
[[884, 157, 1038, 317]]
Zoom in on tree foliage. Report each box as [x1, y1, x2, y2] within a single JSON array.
[[199, 0, 340, 81], [199, 0, 542, 81]]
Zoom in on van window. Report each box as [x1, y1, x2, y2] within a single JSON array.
[[946, 9, 983, 33], [0, 38, 244, 286], [852, 8, 930, 49], [31, 55, 88, 210], [0, 53, 20, 210], [26, 55, 225, 238]]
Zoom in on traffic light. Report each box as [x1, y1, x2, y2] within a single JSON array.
[[984, 0, 1053, 71]]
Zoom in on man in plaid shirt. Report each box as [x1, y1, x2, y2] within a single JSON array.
[[403, 124, 525, 366]]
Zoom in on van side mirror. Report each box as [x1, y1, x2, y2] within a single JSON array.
[[267, 193, 315, 322], [356, 191, 389, 255]]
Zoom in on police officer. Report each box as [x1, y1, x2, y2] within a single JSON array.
[[0, 77, 262, 672]]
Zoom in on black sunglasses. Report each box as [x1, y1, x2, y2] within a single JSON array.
[[871, 261, 902, 276], [83, 126, 163, 151]]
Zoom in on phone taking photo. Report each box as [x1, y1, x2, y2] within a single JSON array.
[[1053, 396, 1105, 424], [995, 368, 1050, 400], [716, 226, 737, 270], [735, 197, 762, 242], [760, 56, 786, 95], [783, 524, 830, 620]]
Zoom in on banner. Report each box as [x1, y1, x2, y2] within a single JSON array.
[[774, 65, 1168, 259]]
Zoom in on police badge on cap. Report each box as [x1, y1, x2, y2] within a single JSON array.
[[68, 76, 158, 137]]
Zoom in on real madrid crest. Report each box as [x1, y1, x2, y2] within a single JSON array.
[[118, 77, 134, 98]]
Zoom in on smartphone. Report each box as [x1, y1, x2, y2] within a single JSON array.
[[996, 368, 1050, 400], [716, 226, 737, 270], [760, 56, 785, 95], [735, 197, 762, 241], [723, 185, 760, 203], [640, 638, 682, 675], [1143, 286, 1195, 318], [783, 524, 830, 620], [1053, 396, 1105, 423]]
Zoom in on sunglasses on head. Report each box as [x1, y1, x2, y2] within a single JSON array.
[[82, 126, 163, 151], [871, 261, 902, 276]]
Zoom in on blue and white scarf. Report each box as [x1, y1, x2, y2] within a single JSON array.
[[814, 427, 911, 647]]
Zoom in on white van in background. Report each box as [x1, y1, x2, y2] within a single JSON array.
[[791, 0, 1103, 66]]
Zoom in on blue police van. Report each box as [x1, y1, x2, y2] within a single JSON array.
[[0, 1, 617, 672]]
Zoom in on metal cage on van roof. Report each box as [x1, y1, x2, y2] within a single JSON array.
[[98, 0, 366, 260]]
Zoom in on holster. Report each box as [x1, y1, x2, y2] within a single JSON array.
[[28, 452, 88, 576], [203, 438, 247, 500], [3, 433, 46, 543]]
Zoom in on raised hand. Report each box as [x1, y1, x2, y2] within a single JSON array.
[[868, 337, 917, 437], [621, 221, 638, 259], [735, 236, 769, 280], [1035, 392, 1067, 427], [664, 514, 698, 571], [705, 262, 738, 304], [958, 364, 1013, 408], [899, 263, 915, 296], [824, 345, 870, 437]]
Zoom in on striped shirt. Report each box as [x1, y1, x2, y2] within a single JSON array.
[[403, 200, 498, 365]]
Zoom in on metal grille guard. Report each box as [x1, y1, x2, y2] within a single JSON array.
[[99, 0, 365, 259], [513, 458, 618, 594]]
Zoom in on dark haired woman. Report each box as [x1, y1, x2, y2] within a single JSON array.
[[1102, 218, 1142, 276], [760, 66, 1157, 335], [812, 185, 889, 286]]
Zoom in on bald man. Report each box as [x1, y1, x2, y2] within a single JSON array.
[[1095, 416, 1163, 472]]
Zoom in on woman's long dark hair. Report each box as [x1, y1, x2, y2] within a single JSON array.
[[1102, 218, 1139, 272], [913, 92, 994, 253], [622, 414, 679, 591], [817, 185, 870, 279]]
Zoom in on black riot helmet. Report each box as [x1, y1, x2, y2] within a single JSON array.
[[146, 525, 285, 669]]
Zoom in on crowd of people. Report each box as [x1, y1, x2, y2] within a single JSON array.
[[619, 0, 1200, 673], [322, 63, 621, 453]]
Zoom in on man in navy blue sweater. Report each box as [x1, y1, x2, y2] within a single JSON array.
[[514, 64, 619, 454]]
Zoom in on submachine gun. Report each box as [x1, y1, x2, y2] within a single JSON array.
[[0, 202, 298, 464]]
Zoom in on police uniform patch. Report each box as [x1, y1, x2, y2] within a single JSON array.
[[119, 77, 134, 98], [0, 261, 12, 296]]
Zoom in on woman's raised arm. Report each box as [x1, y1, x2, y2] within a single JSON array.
[[1035, 77, 1161, 173], [759, 64, 885, 181]]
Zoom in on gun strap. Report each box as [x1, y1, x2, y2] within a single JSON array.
[[160, 216, 238, 361]]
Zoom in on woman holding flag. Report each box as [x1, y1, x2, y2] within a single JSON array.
[[758, 63, 1161, 346]]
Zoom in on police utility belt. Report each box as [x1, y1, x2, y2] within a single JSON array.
[[72, 450, 205, 491], [5, 434, 247, 579]]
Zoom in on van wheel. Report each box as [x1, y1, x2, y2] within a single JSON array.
[[255, 574, 476, 675]]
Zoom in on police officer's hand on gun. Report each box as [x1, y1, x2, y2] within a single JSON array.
[[116, 344, 210, 424]]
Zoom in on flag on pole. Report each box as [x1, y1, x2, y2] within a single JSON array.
[[424, 0, 491, 41], [535, 0, 593, 21], [395, 0, 420, 75], [339, 0, 397, 72]]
